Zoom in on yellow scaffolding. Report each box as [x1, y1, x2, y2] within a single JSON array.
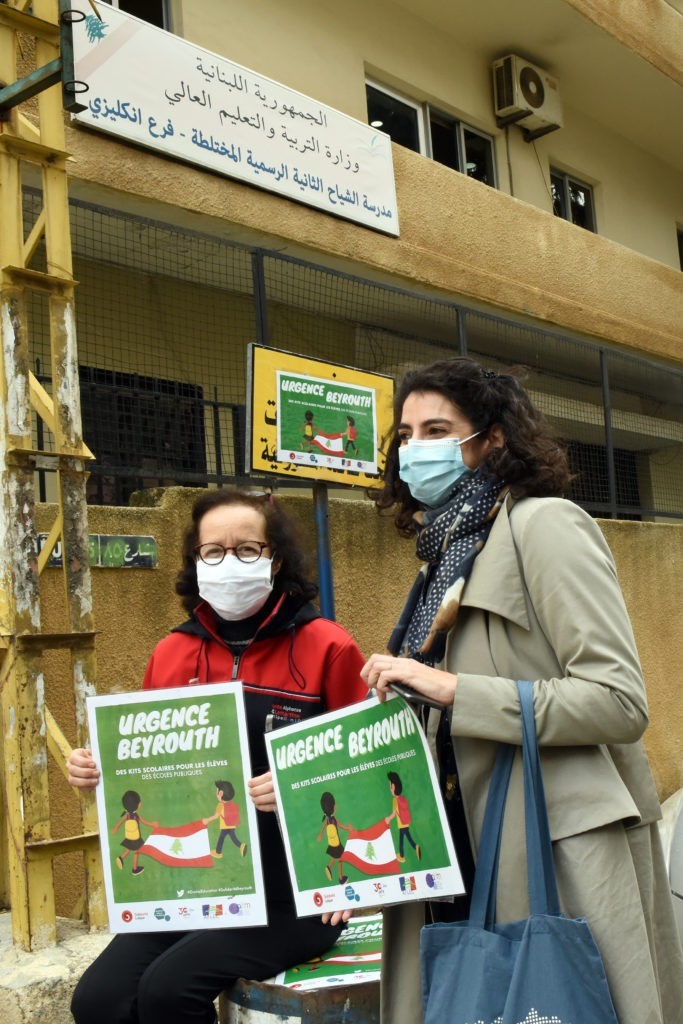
[[0, 0, 104, 949]]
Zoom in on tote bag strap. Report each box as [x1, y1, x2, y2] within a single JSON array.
[[468, 681, 561, 928], [517, 679, 561, 917], [468, 739, 515, 929]]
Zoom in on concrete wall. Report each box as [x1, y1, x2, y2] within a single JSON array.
[[66, 128, 683, 364], [33, 489, 683, 916]]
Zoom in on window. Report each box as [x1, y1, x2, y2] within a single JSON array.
[[100, 0, 168, 30], [366, 84, 424, 153], [366, 81, 497, 187], [79, 367, 206, 505], [567, 441, 641, 519], [550, 168, 596, 232]]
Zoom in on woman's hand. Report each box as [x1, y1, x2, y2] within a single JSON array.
[[67, 748, 101, 790], [361, 654, 458, 707], [322, 909, 353, 926], [248, 771, 277, 813]]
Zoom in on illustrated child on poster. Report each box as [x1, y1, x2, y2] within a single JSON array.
[[385, 771, 421, 863], [112, 790, 157, 876], [300, 410, 316, 450], [343, 415, 358, 455], [317, 791, 352, 884], [202, 780, 248, 859]]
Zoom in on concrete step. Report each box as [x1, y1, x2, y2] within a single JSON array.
[[0, 913, 110, 1024]]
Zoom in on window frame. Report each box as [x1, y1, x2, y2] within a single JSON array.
[[366, 79, 497, 187], [550, 166, 597, 233], [99, 0, 170, 31], [366, 78, 427, 155], [459, 120, 498, 189]]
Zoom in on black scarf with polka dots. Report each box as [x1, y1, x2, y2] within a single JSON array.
[[388, 471, 509, 666]]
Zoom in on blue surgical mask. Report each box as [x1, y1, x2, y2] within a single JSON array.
[[398, 433, 480, 507]]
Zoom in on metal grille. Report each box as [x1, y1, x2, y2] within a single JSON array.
[[262, 252, 462, 374], [25, 190, 255, 503], [23, 189, 683, 519]]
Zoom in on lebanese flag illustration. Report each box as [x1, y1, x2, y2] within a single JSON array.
[[324, 952, 382, 965], [139, 820, 213, 868], [341, 820, 400, 875], [310, 431, 344, 456]]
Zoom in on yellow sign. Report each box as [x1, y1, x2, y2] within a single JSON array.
[[246, 345, 394, 487]]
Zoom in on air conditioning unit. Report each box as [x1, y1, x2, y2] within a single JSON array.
[[492, 54, 563, 137]]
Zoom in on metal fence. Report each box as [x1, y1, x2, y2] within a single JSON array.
[[24, 189, 683, 519]]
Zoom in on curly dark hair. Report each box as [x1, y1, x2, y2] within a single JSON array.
[[377, 357, 573, 535], [176, 488, 318, 614]]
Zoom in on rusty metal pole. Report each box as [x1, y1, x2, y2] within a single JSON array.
[[0, 0, 104, 949]]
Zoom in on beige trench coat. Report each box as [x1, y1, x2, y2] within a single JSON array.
[[381, 496, 683, 1024]]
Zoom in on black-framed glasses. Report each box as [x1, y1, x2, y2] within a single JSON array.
[[194, 541, 271, 565]]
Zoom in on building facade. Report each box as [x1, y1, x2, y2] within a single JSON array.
[[25, 0, 683, 517], [4, 0, 683, 930]]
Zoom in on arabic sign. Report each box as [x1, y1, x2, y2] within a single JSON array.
[[246, 345, 394, 487], [87, 683, 267, 932], [71, 6, 399, 235], [38, 533, 158, 568], [274, 913, 382, 989], [265, 694, 465, 917]]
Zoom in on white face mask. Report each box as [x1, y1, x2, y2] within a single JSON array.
[[196, 554, 275, 621]]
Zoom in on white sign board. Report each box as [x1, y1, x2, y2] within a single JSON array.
[[71, 6, 399, 234]]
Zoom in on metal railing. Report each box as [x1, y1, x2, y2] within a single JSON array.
[[24, 190, 683, 521]]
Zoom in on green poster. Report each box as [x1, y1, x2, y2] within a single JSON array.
[[274, 914, 382, 989], [276, 370, 378, 475], [266, 695, 464, 917], [87, 683, 266, 932]]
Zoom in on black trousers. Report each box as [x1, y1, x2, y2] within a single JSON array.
[[71, 902, 343, 1024]]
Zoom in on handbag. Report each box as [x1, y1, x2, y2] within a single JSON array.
[[420, 679, 619, 1024]]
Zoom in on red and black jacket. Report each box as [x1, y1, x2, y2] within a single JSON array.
[[142, 593, 367, 901]]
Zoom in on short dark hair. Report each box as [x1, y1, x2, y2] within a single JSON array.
[[387, 771, 402, 794], [215, 780, 234, 800], [176, 488, 318, 613], [376, 357, 573, 535]]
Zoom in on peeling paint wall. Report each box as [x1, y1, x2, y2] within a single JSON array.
[[30, 489, 683, 916]]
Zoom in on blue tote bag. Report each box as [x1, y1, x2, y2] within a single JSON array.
[[420, 680, 619, 1024]]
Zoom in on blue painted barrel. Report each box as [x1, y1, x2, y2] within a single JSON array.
[[220, 977, 380, 1023]]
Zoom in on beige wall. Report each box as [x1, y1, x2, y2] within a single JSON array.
[[599, 517, 683, 799], [510, 113, 682, 266], [65, 129, 683, 365], [34, 489, 683, 915]]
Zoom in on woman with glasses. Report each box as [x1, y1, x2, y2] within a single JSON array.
[[67, 487, 367, 1024], [361, 357, 683, 1024]]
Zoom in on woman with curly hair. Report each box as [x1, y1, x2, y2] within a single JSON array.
[[362, 356, 683, 1024], [68, 487, 366, 1024]]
